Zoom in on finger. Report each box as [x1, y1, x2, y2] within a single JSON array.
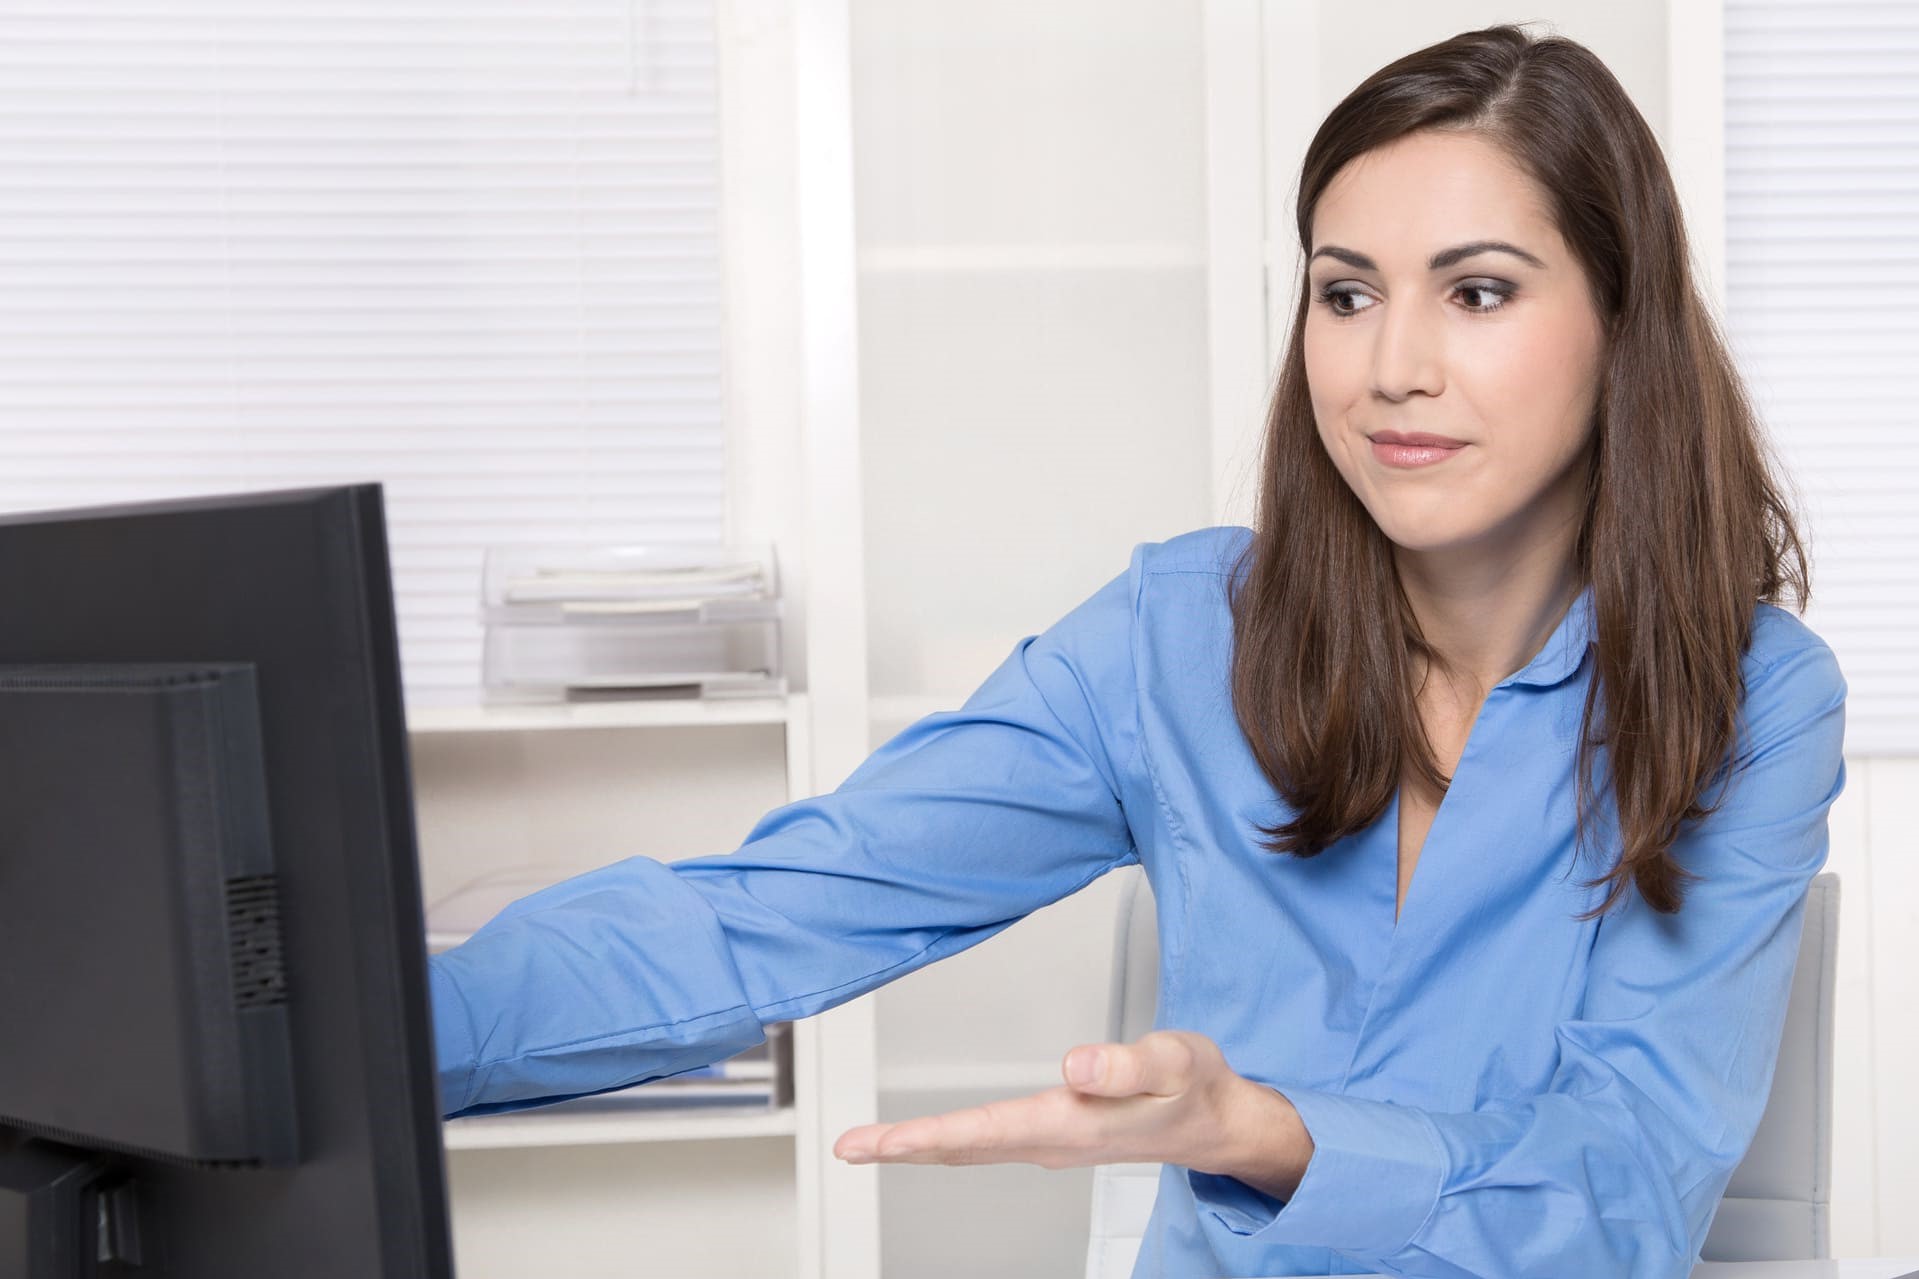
[[874, 1101, 1005, 1164], [1062, 1044, 1118, 1091], [1065, 1032, 1195, 1098], [875, 1095, 1082, 1167], [834, 1122, 895, 1161]]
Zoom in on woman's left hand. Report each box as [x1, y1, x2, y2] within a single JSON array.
[[831, 1029, 1300, 1183]]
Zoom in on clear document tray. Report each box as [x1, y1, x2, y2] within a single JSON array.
[[483, 543, 778, 622], [479, 543, 784, 703], [481, 617, 783, 702]]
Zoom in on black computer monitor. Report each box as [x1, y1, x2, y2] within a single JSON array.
[[0, 484, 454, 1278]]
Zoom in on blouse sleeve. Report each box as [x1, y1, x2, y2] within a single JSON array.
[[1186, 637, 1849, 1278], [427, 547, 1147, 1119]]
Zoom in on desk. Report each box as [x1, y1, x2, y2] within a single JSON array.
[[1260, 1261, 1919, 1278]]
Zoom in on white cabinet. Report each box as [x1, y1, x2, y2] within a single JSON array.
[[405, 0, 888, 1267], [410, 693, 876, 1279]]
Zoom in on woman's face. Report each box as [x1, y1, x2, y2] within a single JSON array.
[[1303, 130, 1608, 568]]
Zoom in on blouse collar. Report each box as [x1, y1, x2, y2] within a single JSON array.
[[1497, 580, 1597, 691]]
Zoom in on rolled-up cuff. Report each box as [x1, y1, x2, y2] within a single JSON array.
[[427, 953, 479, 1117], [1187, 1084, 1446, 1257]]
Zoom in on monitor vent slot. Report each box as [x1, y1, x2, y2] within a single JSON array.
[[226, 875, 287, 1010]]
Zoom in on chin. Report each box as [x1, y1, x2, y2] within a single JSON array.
[[1384, 537, 1461, 556], [1373, 519, 1483, 556]]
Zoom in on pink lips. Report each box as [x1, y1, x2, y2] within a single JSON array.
[[1368, 431, 1467, 469], [1371, 430, 1467, 448]]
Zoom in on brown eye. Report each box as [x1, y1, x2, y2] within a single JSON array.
[[1456, 281, 1515, 313], [1312, 281, 1516, 319], [1313, 285, 1372, 317]]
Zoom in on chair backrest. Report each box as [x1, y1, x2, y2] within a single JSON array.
[[1704, 870, 1838, 1261], [1083, 866, 1839, 1279]]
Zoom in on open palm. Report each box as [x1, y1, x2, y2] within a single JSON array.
[[832, 1029, 1282, 1180]]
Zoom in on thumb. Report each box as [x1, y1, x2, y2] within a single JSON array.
[[1065, 1033, 1199, 1097], [1063, 1044, 1122, 1093]]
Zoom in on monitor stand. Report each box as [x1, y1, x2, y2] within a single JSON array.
[[0, 1138, 143, 1276]]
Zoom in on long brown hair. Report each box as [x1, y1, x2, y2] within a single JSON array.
[[1228, 22, 1810, 920]]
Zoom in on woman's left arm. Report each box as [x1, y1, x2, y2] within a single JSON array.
[[1191, 638, 1849, 1279]]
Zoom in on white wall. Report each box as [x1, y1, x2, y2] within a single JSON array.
[[846, 3, 1214, 1272]]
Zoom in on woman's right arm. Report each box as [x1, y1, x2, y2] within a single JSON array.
[[428, 544, 1150, 1120]]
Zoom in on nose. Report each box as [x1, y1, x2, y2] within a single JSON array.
[[1369, 295, 1446, 402]]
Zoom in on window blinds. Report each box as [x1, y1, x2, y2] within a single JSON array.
[[1723, 0, 1919, 755], [0, 1, 727, 706]]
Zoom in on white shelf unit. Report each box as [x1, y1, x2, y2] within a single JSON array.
[[406, 693, 797, 736], [411, 690, 810, 1176], [408, 0, 887, 1269], [442, 1103, 800, 1153], [411, 688, 872, 1279]]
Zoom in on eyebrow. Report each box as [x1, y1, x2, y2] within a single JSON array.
[[1308, 239, 1548, 272]]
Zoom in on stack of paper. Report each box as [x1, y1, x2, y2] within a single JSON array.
[[477, 544, 786, 701], [500, 561, 769, 616]]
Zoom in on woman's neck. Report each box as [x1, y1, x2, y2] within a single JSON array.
[[1394, 535, 1584, 700]]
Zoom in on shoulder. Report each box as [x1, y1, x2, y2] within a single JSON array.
[[1054, 525, 1248, 643], [1744, 601, 1845, 697], [1140, 524, 1254, 578], [1117, 527, 1246, 683], [1677, 601, 1851, 858], [1731, 601, 1848, 765]]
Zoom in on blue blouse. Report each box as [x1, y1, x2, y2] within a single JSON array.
[[427, 523, 1848, 1278]]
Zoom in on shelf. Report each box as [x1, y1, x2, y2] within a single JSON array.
[[404, 689, 977, 735], [443, 1102, 799, 1151], [406, 691, 803, 735], [878, 1061, 1068, 1093]]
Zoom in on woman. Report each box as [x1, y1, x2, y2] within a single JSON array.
[[429, 23, 1846, 1278]]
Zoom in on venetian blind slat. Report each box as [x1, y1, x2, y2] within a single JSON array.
[[1725, 0, 1919, 754], [0, 0, 727, 707]]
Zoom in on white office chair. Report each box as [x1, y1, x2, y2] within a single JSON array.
[[1083, 865, 1840, 1279]]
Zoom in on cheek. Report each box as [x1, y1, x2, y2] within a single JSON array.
[[1466, 325, 1552, 396], [1460, 313, 1602, 463], [1303, 327, 1363, 451], [1302, 317, 1359, 392], [1306, 391, 1360, 487], [1469, 309, 1599, 416]]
